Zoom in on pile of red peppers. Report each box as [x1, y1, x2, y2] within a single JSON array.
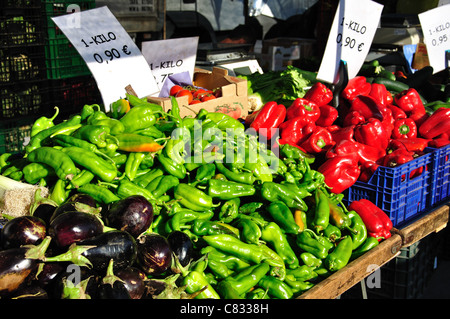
[[348, 199, 393, 240], [246, 75, 450, 195]]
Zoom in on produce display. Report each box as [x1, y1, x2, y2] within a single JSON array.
[[0, 59, 448, 300]]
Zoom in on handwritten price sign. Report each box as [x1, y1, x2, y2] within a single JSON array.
[[52, 6, 159, 110], [419, 4, 450, 73], [317, 0, 383, 83]]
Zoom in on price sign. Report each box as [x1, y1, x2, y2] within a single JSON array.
[[317, 0, 383, 84], [52, 6, 159, 111], [418, 4, 450, 73], [141, 37, 199, 90]]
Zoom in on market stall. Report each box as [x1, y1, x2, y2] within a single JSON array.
[[0, 0, 450, 301]]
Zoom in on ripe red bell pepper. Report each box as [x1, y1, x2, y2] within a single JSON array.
[[341, 76, 372, 101], [419, 107, 450, 139], [382, 148, 415, 168], [369, 83, 390, 106], [298, 126, 335, 153], [392, 118, 417, 139], [394, 88, 423, 112], [317, 155, 361, 194], [326, 139, 386, 164], [330, 125, 355, 144], [359, 160, 380, 182], [303, 82, 333, 107], [316, 104, 338, 127], [279, 116, 316, 145], [250, 101, 286, 140], [354, 118, 390, 150], [429, 133, 450, 148], [389, 137, 429, 153], [348, 95, 384, 122], [386, 103, 407, 120], [343, 110, 366, 127], [286, 98, 320, 122], [348, 199, 392, 239]]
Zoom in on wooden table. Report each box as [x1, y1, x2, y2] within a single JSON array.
[[298, 202, 450, 299]]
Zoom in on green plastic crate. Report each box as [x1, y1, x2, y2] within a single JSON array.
[[0, 118, 33, 154]]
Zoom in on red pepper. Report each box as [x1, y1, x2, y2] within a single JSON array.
[[369, 83, 390, 106], [382, 148, 415, 167], [326, 139, 386, 164], [250, 101, 286, 140], [392, 118, 417, 139], [317, 155, 360, 194], [348, 199, 392, 235], [279, 116, 316, 145], [298, 126, 335, 153], [354, 118, 390, 150], [428, 133, 450, 148], [419, 107, 450, 139], [368, 229, 392, 241], [394, 88, 423, 112], [316, 104, 338, 127], [386, 103, 407, 120], [348, 95, 384, 122], [303, 82, 333, 107], [343, 110, 366, 126], [359, 160, 380, 183], [286, 98, 320, 122], [341, 76, 372, 101], [330, 125, 355, 144], [388, 137, 429, 153]]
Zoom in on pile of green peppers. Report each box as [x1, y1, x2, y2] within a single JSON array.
[[0, 95, 379, 299]]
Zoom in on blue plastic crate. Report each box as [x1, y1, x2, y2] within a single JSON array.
[[343, 150, 435, 228], [429, 144, 450, 206]]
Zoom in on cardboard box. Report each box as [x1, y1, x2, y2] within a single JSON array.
[[258, 37, 316, 71], [147, 67, 248, 119]]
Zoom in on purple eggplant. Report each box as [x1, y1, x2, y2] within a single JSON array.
[[0, 236, 51, 296], [1, 215, 47, 249], [116, 266, 147, 299], [167, 231, 193, 267], [52, 265, 100, 299], [29, 188, 58, 225], [104, 195, 153, 238], [67, 193, 98, 208], [44, 230, 137, 274], [98, 259, 131, 299], [48, 211, 104, 248], [6, 284, 48, 299], [50, 201, 101, 223], [137, 233, 172, 276]]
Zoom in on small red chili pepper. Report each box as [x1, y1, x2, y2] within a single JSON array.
[[303, 82, 333, 107], [250, 101, 286, 140], [286, 98, 320, 122], [298, 127, 335, 154], [419, 107, 450, 139], [341, 76, 371, 101], [279, 116, 316, 145], [354, 118, 390, 151], [317, 155, 361, 194], [316, 104, 338, 127], [392, 118, 417, 139]]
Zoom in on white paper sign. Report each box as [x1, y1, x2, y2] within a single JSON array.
[[141, 37, 199, 90], [317, 0, 384, 84], [418, 4, 450, 73], [52, 6, 159, 111]]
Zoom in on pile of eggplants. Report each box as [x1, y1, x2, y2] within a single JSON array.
[[0, 193, 194, 299]]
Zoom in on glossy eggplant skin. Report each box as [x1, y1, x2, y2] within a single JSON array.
[[48, 212, 103, 248], [52, 266, 100, 299], [116, 267, 147, 299], [104, 195, 154, 238], [78, 231, 137, 273], [167, 231, 193, 267], [0, 247, 39, 296], [1, 216, 47, 249], [98, 281, 131, 299], [137, 233, 172, 276]]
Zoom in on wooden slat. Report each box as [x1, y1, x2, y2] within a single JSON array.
[[298, 233, 403, 299]]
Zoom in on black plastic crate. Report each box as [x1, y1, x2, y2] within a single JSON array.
[[0, 45, 47, 84], [0, 117, 34, 154], [47, 75, 102, 116]]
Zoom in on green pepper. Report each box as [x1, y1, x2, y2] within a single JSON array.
[[117, 179, 156, 203], [201, 246, 250, 278], [181, 265, 220, 299], [215, 161, 256, 184], [296, 230, 328, 259], [151, 175, 179, 198], [61, 146, 118, 182], [26, 115, 82, 154], [170, 209, 214, 231], [52, 134, 113, 162], [219, 263, 270, 296], [69, 169, 95, 189], [192, 220, 240, 237], [279, 143, 315, 163], [267, 201, 300, 234], [300, 252, 322, 268], [145, 175, 164, 193], [164, 138, 187, 165], [133, 126, 166, 140], [323, 236, 353, 272], [90, 118, 125, 135], [243, 148, 273, 182], [22, 162, 55, 185], [72, 124, 117, 149], [246, 288, 270, 299], [27, 147, 77, 181], [0, 153, 11, 172], [294, 209, 307, 232], [259, 244, 286, 279], [119, 104, 158, 133], [195, 163, 216, 182], [216, 280, 243, 299], [258, 275, 293, 299], [261, 222, 299, 269], [126, 93, 163, 112], [124, 152, 146, 181], [50, 178, 70, 205], [347, 210, 368, 250], [174, 183, 215, 211], [80, 104, 101, 122], [199, 111, 245, 131], [202, 234, 265, 264], [323, 224, 342, 242], [312, 188, 330, 233], [235, 216, 262, 245], [87, 109, 109, 124], [207, 179, 255, 200], [261, 182, 309, 211], [78, 183, 120, 204], [110, 98, 130, 119], [139, 153, 155, 170], [284, 277, 314, 295], [351, 236, 379, 260], [219, 197, 240, 223], [30, 107, 59, 137], [158, 153, 186, 179], [134, 168, 164, 188], [286, 265, 318, 282]]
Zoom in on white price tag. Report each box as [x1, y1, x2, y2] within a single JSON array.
[[141, 37, 199, 89], [317, 0, 383, 84], [51, 6, 159, 111], [418, 4, 450, 73]]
